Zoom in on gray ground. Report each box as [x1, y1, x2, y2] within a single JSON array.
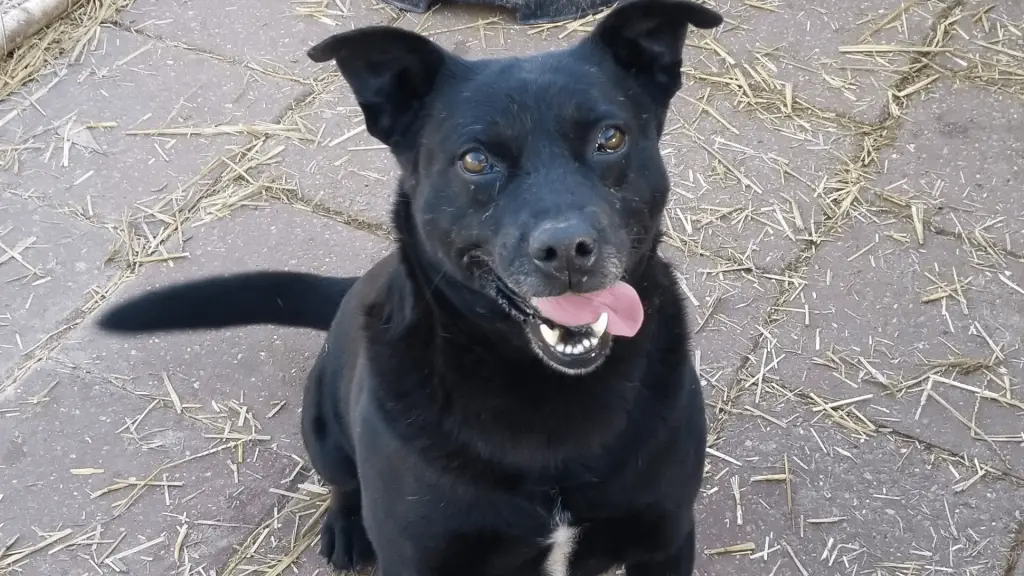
[[0, 0, 1022, 575]]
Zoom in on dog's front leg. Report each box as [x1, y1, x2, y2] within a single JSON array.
[[320, 484, 376, 571], [623, 525, 696, 576]]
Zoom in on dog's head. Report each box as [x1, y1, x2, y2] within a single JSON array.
[[309, 0, 721, 376]]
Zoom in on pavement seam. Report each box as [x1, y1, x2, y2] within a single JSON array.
[[112, 20, 319, 89], [670, 0, 963, 278], [1004, 518, 1024, 576], [863, 202, 1024, 263], [684, 69, 878, 132], [0, 187, 124, 240], [0, 268, 133, 399], [884, 428, 1024, 483], [264, 187, 397, 240], [45, 354, 304, 448], [0, 82, 324, 396], [3, 66, 401, 400], [925, 1, 1024, 101], [697, 0, 1024, 477], [655, 0, 972, 463], [715, 1, 1022, 482], [736, 0, 963, 376]]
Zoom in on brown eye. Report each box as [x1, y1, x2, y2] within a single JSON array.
[[460, 150, 491, 175], [596, 126, 626, 153]]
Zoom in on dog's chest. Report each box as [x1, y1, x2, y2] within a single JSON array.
[[543, 510, 579, 576]]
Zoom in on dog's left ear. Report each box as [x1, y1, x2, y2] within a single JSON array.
[[308, 27, 450, 150], [587, 0, 723, 108]]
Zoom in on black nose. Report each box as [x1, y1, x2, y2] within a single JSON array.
[[529, 218, 599, 278]]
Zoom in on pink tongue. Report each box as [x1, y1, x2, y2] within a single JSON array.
[[531, 282, 644, 338]]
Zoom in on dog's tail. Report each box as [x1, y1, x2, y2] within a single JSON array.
[[97, 271, 357, 333]]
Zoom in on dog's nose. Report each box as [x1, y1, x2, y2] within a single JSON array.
[[529, 219, 599, 278]]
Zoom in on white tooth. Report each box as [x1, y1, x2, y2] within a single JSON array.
[[590, 312, 609, 337], [572, 344, 584, 355], [588, 337, 599, 348], [539, 324, 561, 347], [555, 343, 567, 354]]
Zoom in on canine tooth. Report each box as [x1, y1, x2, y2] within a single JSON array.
[[539, 324, 561, 347], [590, 312, 609, 337], [588, 337, 599, 348]]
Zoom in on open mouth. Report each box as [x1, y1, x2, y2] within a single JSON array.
[[524, 312, 614, 375], [489, 273, 642, 376], [535, 312, 607, 355]]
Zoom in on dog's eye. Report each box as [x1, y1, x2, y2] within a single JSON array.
[[459, 150, 492, 175], [596, 126, 626, 153]]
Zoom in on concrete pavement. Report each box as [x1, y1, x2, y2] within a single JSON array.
[[1, 0, 1021, 574]]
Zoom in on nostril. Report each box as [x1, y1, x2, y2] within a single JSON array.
[[574, 239, 595, 260], [530, 221, 599, 268]]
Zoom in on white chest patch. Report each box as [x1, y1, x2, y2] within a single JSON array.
[[543, 513, 579, 576]]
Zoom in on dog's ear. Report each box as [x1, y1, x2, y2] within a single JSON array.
[[308, 27, 449, 149], [587, 0, 723, 107]]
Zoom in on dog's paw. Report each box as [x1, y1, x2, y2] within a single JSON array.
[[320, 505, 375, 571]]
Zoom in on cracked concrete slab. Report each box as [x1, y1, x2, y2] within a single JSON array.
[[868, 78, 1023, 254], [763, 218, 1024, 477], [690, 0, 948, 124], [0, 194, 119, 379], [693, 395, 1024, 576], [1, 0, 1022, 572], [0, 29, 303, 221], [55, 204, 391, 447], [661, 84, 859, 272], [0, 362, 300, 574]]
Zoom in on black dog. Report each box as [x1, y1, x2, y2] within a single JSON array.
[[98, 1, 722, 574]]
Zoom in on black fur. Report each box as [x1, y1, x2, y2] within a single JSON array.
[[97, 1, 723, 574], [98, 271, 355, 332]]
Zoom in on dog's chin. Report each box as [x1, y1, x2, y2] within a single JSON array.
[[486, 274, 613, 377]]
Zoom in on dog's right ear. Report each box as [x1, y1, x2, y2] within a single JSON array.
[[308, 27, 449, 150], [587, 0, 723, 110]]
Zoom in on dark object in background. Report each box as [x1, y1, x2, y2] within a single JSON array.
[[380, 0, 617, 24]]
